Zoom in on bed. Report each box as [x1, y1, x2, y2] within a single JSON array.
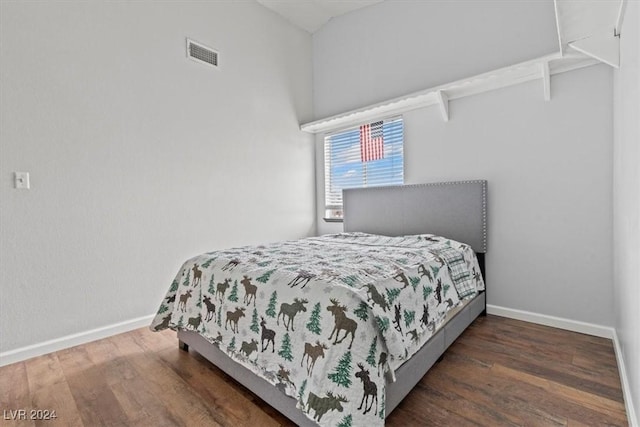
[[150, 180, 487, 426]]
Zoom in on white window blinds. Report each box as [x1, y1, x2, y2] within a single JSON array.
[[324, 117, 404, 219]]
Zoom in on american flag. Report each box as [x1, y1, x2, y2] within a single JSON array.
[[360, 121, 384, 162]]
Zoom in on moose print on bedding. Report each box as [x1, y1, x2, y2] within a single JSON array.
[[151, 232, 484, 427]]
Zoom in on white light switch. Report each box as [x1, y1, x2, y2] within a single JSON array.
[[14, 172, 30, 189]]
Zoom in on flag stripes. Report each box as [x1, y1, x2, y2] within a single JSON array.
[[360, 121, 384, 162]]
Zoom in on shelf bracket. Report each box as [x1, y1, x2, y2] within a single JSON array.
[[542, 61, 551, 101], [436, 90, 449, 122]]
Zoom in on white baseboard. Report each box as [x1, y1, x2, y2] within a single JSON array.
[[2, 307, 636, 427], [612, 330, 639, 427], [487, 304, 637, 426], [486, 304, 613, 338], [0, 314, 155, 367]]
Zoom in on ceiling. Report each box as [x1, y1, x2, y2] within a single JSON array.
[[256, 0, 383, 33]]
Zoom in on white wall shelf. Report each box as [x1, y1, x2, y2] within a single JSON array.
[[300, 52, 599, 134]]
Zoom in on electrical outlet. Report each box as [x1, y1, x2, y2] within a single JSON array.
[[14, 172, 30, 189]]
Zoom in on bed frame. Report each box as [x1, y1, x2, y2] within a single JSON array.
[[177, 180, 488, 426]]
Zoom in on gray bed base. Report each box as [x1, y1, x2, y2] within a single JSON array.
[[178, 293, 485, 426], [177, 180, 488, 426]]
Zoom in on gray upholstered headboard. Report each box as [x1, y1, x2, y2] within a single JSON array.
[[343, 180, 488, 253]]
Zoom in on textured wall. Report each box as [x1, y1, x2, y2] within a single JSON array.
[[401, 65, 613, 326], [0, 1, 314, 352], [313, 0, 614, 327], [313, 0, 559, 118], [613, 0, 640, 423]]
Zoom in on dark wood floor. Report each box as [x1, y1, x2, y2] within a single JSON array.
[[0, 315, 628, 426]]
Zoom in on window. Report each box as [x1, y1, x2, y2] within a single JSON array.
[[324, 117, 404, 220]]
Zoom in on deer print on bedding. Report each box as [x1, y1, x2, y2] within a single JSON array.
[[241, 275, 257, 306], [150, 232, 484, 427], [301, 341, 328, 375], [191, 263, 202, 286], [225, 307, 245, 333], [277, 298, 308, 332], [356, 363, 378, 415], [327, 298, 358, 349]]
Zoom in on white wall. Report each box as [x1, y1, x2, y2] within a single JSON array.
[[613, 0, 640, 423], [0, 1, 314, 353], [313, 0, 559, 118], [314, 1, 614, 327], [405, 66, 613, 326]]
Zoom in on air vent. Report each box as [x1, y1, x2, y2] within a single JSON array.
[[187, 38, 219, 69]]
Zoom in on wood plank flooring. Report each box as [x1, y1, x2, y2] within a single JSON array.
[[0, 315, 628, 426]]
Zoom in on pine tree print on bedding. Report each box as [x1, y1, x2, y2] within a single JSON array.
[[151, 232, 484, 427]]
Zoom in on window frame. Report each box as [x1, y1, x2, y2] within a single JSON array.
[[322, 116, 404, 222]]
